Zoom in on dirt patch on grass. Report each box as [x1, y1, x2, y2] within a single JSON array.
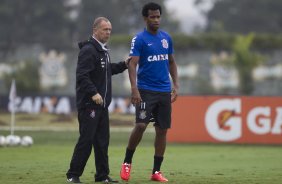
[[110, 119, 133, 126], [50, 115, 74, 123], [0, 119, 7, 125]]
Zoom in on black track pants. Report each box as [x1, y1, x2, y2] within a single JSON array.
[[66, 108, 110, 180]]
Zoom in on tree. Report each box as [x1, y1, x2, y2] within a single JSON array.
[[0, 0, 179, 53], [76, 0, 179, 40], [231, 34, 263, 94], [3, 60, 40, 95], [0, 0, 72, 55], [201, 0, 282, 34]]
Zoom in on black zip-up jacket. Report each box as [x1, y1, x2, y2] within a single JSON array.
[[76, 37, 127, 110]]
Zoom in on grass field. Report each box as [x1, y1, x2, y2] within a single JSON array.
[[0, 113, 282, 183]]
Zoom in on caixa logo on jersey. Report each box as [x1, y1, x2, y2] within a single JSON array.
[[147, 54, 168, 62], [205, 98, 282, 142]]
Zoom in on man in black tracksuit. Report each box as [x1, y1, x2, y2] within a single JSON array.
[[66, 17, 129, 183]]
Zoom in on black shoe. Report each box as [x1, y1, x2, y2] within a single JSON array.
[[67, 177, 82, 183], [95, 176, 118, 183]]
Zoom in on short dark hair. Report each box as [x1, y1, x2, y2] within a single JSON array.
[[142, 2, 162, 17]]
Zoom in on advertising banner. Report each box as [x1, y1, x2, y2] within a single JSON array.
[[0, 95, 134, 115], [168, 96, 282, 144]]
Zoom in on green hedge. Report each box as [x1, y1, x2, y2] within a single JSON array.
[[109, 33, 282, 50]]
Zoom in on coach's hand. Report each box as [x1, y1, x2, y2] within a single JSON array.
[[171, 87, 178, 103], [92, 93, 103, 105], [125, 57, 132, 68], [131, 87, 142, 106]]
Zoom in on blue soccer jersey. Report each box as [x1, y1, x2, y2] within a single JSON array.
[[129, 28, 174, 92]]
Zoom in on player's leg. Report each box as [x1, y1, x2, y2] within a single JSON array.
[[125, 99, 152, 163], [152, 126, 167, 175], [126, 91, 156, 155], [121, 90, 155, 181], [127, 122, 147, 149], [150, 126, 168, 182], [121, 124, 149, 181], [124, 122, 147, 162], [154, 125, 167, 162], [151, 92, 171, 182]]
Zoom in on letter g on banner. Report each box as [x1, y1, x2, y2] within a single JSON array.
[[205, 98, 242, 142]]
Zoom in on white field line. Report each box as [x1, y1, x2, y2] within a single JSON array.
[[0, 126, 155, 132]]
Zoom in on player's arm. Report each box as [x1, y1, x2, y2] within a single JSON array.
[[169, 54, 179, 103], [128, 56, 142, 105]]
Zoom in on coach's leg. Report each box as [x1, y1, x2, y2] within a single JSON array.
[[94, 109, 110, 181], [67, 110, 99, 178], [153, 126, 167, 173]]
